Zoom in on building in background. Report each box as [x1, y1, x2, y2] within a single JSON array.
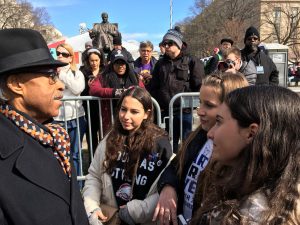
[[180, 0, 300, 62], [258, 0, 300, 61]]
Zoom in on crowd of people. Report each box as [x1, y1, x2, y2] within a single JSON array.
[[0, 24, 299, 225]]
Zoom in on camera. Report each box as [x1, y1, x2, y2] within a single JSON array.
[[218, 59, 235, 71]]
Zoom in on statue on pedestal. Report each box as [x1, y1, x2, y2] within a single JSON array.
[[89, 12, 120, 53]]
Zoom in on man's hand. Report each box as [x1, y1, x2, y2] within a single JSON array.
[[152, 185, 178, 225]]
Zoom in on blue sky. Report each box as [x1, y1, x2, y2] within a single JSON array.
[[30, 0, 196, 46]]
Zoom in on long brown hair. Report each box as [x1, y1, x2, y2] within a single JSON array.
[[177, 72, 249, 179], [192, 86, 300, 225], [104, 86, 167, 178]]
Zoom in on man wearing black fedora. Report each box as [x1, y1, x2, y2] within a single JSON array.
[[0, 28, 88, 225]]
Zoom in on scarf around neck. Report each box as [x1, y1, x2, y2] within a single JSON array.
[[0, 104, 72, 179]]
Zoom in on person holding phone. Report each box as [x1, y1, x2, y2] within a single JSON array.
[[80, 48, 105, 153]]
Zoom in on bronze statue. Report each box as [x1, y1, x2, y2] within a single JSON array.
[[89, 12, 119, 53]]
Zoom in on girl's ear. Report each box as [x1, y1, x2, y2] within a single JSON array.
[[143, 109, 151, 120], [246, 123, 259, 143]]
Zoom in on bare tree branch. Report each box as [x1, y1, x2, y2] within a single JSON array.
[[179, 0, 260, 58], [0, 0, 60, 42]]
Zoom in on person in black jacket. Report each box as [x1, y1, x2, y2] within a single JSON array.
[[241, 26, 279, 85], [149, 28, 204, 153], [0, 28, 88, 225]]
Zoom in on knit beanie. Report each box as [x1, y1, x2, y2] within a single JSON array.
[[113, 36, 122, 45], [244, 26, 260, 43], [163, 29, 183, 49], [85, 41, 92, 49]]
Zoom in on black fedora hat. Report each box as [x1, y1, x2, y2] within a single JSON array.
[[0, 28, 67, 75]]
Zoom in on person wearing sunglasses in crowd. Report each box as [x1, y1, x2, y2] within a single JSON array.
[[0, 28, 89, 225], [134, 41, 157, 90], [153, 73, 249, 225], [241, 26, 279, 85], [148, 27, 204, 153], [54, 43, 86, 179], [191, 85, 299, 225], [220, 47, 257, 85]]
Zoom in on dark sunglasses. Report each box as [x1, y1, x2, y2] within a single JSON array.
[[162, 40, 175, 47], [31, 69, 59, 84], [56, 51, 71, 58], [247, 36, 259, 41]]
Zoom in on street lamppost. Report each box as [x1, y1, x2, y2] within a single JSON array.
[[170, 0, 173, 29]]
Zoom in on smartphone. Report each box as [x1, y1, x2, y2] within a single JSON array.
[[177, 214, 188, 225], [88, 75, 95, 80]]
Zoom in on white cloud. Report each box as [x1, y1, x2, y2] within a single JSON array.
[[122, 33, 148, 40], [123, 32, 164, 42]]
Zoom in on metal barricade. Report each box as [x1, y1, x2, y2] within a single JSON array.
[[167, 92, 200, 150], [166, 88, 300, 151], [60, 96, 162, 181], [60, 88, 300, 181]]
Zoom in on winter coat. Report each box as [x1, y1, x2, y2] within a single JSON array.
[[157, 128, 208, 216], [149, 52, 204, 112], [197, 188, 300, 225], [82, 135, 174, 225], [241, 48, 279, 85], [54, 65, 85, 121], [239, 60, 257, 86], [134, 56, 158, 75], [0, 113, 89, 225], [134, 56, 158, 90]]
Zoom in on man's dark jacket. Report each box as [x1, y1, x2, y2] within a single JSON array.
[[148, 51, 204, 111], [0, 114, 89, 225], [133, 56, 157, 75], [241, 47, 279, 85]]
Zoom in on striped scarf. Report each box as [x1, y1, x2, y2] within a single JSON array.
[[0, 104, 72, 179]]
